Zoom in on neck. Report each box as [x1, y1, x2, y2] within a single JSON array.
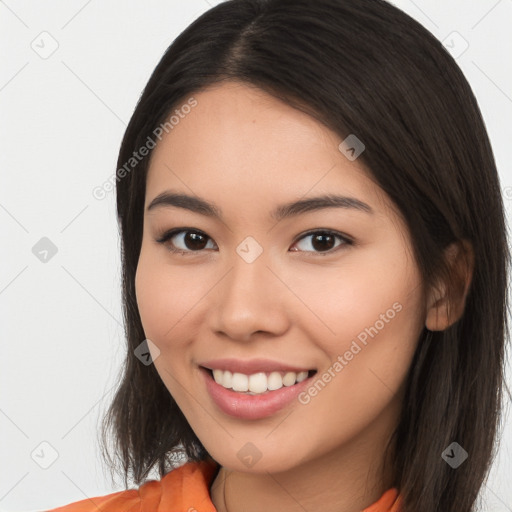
[[210, 407, 398, 512]]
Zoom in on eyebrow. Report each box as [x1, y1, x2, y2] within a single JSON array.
[[146, 191, 374, 221]]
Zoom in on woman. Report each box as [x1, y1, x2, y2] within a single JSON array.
[[48, 0, 510, 511]]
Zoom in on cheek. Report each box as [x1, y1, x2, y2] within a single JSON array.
[[289, 247, 424, 385], [134, 249, 211, 349], [134, 252, 200, 403], [135, 249, 180, 343], [294, 260, 417, 337], [290, 265, 422, 442]]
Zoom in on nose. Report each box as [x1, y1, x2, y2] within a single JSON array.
[[210, 250, 290, 343]]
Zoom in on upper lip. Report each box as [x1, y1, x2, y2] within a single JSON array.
[[199, 358, 315, 375]]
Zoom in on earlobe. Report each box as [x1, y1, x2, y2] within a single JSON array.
[[425, 240, 474, 331]]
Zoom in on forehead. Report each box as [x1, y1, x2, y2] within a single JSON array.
[[145, 81, 395, 220]]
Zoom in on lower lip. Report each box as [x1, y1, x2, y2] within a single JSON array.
[[200, 367, 316, 420]]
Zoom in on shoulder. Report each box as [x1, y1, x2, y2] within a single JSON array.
[[46, 459, 220, 512]]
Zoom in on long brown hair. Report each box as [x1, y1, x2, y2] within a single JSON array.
[[100, 1, 511, 511]]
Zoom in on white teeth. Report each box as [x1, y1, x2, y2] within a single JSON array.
[[232, 373, 249, 392], [283, 372, 297, 386], [296, 371, 308, 383], [267, 371, 283, 391], [248, 372, 267, 393], [210, 369, 311, 394], [222, 370, 233, 388]]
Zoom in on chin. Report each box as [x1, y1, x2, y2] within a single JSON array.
[[203, 443, 309, 475]]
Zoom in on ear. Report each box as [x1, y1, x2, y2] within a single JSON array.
[[425, 240, 474, 331]]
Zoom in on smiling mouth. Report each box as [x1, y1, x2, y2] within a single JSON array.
[[202, 367, 317, 395]]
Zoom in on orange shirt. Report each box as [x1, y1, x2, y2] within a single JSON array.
[[47, 459, 402, 511]]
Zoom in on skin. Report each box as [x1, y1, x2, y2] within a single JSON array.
[[135, 81, 472, 512]]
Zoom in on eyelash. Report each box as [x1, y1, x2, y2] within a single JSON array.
[[155, 228, 354, 257]]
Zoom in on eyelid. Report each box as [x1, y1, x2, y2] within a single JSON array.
[[155, 227, 216, 255], [155, 227, 354, 256], [292, 229, 354, 247]]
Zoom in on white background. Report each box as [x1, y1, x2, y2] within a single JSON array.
[[1, 0, 511, 510]]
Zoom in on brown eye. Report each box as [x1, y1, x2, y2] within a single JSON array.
[[156, 229, 216, 255], [180, 231, 209, 250], [290, 230, 352, 254]]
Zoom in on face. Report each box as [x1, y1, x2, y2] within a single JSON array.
[[135, 81, 427, 474]]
